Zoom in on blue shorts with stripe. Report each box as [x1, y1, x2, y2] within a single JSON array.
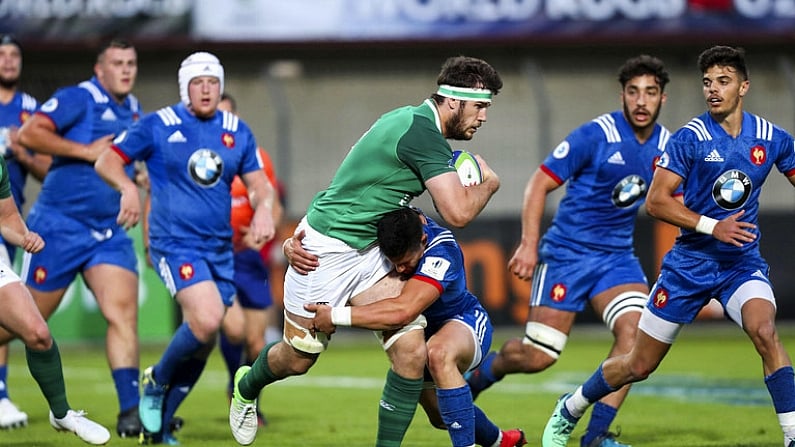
[[149, 241, 236, 306], [424, 304, 493, 373], [648, 248, 772, 324], [23, 207, 137, 291], [530, 239, 647, 312]]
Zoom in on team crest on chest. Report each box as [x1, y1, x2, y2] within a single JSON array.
[[20, 111, 30, 123], [550, 283, 567, 302], [188, 148, 223, 187], [222, 132, 235, 148], [750, 145, 766, 166], [611, 174, 647, 208], [712, 169, 751, 210]]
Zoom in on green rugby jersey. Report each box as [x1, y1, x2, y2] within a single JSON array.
[[307, 99, 457, 249]]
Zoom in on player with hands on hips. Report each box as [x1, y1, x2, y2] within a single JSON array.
[[232, 56, 502, 447]]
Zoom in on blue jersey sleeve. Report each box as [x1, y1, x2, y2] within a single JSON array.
[[541, 123, 596, 184], [37, 86, 89, 134], [237, 121, 263, 176], [113, 114, 157, 163]]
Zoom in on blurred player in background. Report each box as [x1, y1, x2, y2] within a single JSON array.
[[95, 51, 276, 445], [467, 55, 672, 447], [308, 206, 526, 447], [0, 152, 110, 445], [217, 92, 284, 426], [0, 34, 51, 430], [229, 55, 502, 447], [542, 45, 795, 447], [15, 38, 143, 438]]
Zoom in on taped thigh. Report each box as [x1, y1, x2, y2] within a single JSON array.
[[283, 312, 328, 354], [522, 321, 567, 360], [374, 314, 427, 351]]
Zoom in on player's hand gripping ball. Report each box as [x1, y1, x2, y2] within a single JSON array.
[[450, 150, 483, 186]]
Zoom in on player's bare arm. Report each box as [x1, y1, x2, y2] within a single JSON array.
[[647, 167, 755, 247], [0, 196, 43, 253], [508, 168, 559, 281], [305, 278, 438, 332], [425, 163, 499, 228], [283, 229, 319, 275], [241, 169, 276, 246], [6, 127, 51, 181], [94, 148, 140, 229], [17, 114, 112, 162]]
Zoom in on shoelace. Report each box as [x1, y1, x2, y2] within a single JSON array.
[[233, 403, 256, 429]]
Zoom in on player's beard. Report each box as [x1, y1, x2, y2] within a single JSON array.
[[0, 76, 18, 90], [624, 102, 661, 133], [446, 102, 472, 141]]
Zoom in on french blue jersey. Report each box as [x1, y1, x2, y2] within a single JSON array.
[[413, 214, 485, 324], [540, 110, 671, 251], [0, 91, 37, 211], [659, 111, 795, 261], [112, 103, 262, 252], [32, 76, 140, 229]]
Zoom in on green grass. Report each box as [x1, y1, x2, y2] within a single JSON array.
[[5, 322, 794, 446]]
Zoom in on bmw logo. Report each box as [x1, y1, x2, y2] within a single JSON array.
[[188, 149, 223, 187], [611, 175, 646, 208], [711, 169, 751, 210]]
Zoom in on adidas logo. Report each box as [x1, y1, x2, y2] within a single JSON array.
[[607, 151, 625, 165], [379, 400, 395, 411], [450, 422, 462, 430], [101, 108, 117, 121], [167, 130, 187, 143], [704, 149, 724, 162]]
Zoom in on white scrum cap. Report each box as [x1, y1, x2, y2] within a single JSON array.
[[178, 51, 224, 106]]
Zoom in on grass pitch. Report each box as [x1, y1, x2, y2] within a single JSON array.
[[4, 321, 793, 446]]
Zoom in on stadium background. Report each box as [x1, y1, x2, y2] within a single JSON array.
[[3, 0, 795, 340]]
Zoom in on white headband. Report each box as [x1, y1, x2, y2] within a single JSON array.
[[436, 84, 492, 102], [178, 51, 224, 106]]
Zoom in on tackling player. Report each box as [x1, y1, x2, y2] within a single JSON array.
[[307, 207, 526, 447], [230, 55, 502, 447]]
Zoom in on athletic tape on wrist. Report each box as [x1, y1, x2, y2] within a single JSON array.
[[695, 215, 718, 235], [330, 307, 352, 326]]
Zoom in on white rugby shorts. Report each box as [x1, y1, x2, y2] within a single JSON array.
[[283, 217, 392, 318]]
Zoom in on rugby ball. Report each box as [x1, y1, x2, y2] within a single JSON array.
[[450, 150, 482, 186]]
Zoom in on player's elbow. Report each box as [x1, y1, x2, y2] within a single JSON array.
[[437, 208, 473, 228], [645, 198, 664, 219]]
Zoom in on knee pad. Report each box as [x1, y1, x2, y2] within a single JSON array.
[[522, 322, 567, 360], [374, 314, 427, 351], [602, 291, 647, 331], [283, 312, 328, 354]]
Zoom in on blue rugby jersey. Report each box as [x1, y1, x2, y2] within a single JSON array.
[[0, 91, 37, 211], [540, 110, 671, 251], [112, 103, 262, 251], [659, 111, 795, 261], [32, 77, 140, 228], [413, 214, 485, 323]]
